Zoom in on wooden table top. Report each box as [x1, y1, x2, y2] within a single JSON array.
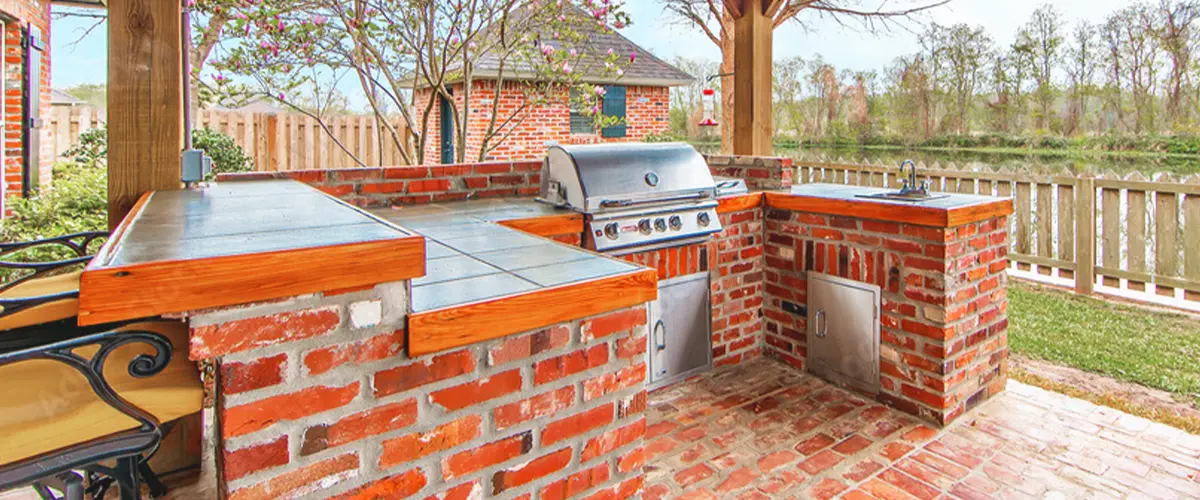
[[78, 180, 426, 326]]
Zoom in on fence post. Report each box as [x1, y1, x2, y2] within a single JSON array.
[[1075, 176, 1096, 296]]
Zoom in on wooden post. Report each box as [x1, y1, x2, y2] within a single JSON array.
[[731, 0, 772, 156], [1075, 176, 1096, 296], [107, 0, 185, 229]]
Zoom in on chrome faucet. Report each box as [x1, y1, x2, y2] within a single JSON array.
[[898, 160, 930, 196]]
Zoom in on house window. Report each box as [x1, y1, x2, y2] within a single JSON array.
[[568, 87, 594, 135], [569, 86, 628, 137]]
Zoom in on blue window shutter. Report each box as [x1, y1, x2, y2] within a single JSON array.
[[601, 85, 627, 138]]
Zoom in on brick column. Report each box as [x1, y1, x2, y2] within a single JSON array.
[[187, 283, 649, 499], [705, 155, 794, 191], [762, 211, 1010, 425], [710, 205, 766, 368]]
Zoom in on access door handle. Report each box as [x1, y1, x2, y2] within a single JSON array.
[[814, 309, 828, 338], [654, 320, 666, 350]]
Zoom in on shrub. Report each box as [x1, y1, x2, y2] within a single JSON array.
[[64, 127, 108, 166], [642, 130, 688, 143], [1, 161, 109, 272], [192, 128, 253, 176]]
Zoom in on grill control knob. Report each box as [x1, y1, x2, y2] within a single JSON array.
[[638, 219, 653, 234], [604, 222, 620, 240], [669, 215, 683, 231], [697, 212, 711, 227], [654, 218, 667, 232]]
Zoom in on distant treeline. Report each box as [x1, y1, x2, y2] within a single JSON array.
[[668, 1, 1200, 146]]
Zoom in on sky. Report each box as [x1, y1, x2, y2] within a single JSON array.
[[50, 0, 1136, 101]]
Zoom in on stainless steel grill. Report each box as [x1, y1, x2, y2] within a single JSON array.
[[538, 143, 722, 253]]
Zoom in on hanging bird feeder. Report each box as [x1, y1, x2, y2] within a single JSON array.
[[698, 88, 719, 127]]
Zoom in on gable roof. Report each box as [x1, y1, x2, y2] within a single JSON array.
[[419, 8, 694, 89], [51, 88, 87, 106]]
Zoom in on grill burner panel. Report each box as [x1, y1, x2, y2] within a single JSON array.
[[539, 143, 723, 253]]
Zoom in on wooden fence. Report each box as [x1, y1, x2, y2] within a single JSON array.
[[795, 160, 1200, 310], [50, 106, 411, 171], [51, 106, 107, 160]]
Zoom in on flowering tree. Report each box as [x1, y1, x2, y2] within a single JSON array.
[[198, 0, 634, 166]]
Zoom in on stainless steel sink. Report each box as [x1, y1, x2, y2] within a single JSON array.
[[854, 191, 951, 203]]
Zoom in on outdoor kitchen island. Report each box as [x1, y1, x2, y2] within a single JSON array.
[[77, 179, 656, 500], [143, 155, 1016, 499]]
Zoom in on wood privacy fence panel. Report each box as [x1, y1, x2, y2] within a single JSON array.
[[49, 107, 410, 171], [50, 107, 107, 159], [796, 161, 1200, 308], [194, 110, 411, 171]]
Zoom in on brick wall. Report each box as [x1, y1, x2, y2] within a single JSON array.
[[414, 81, 669, 165], [761, 211, 1010, 425], [705, 155, 794, 191], [709, 206, 765, 368], [188, 282, 649, 499], [218, 160, 542, 208], [0, 0, 52, 216]]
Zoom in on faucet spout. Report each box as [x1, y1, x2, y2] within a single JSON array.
[[899, 159, 918, 193]]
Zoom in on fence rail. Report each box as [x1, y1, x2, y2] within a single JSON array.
[[796, 160, 1200, 310], [50, 106, 411, 171]]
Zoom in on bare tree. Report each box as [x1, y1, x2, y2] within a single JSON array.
[[1105, 5, 1162, 134], [1154, 0, 1200, 129], [662, 0, 950, 152], [1018, 4, 1065, 131], [1065, 21, 1098, 135], [938, 23, 992, 134], [773, 56, 809, 138]]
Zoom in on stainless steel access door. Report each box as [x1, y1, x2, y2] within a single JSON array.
[[807, 272, 881, 395], [647, 272, 712, 389]]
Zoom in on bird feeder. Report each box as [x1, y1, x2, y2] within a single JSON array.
[[698, 88, 719, 127]]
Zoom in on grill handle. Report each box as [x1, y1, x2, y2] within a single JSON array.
[[599, 192, 711, 209], [654, 319, 666, 351]]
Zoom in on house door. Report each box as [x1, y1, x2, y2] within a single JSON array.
[[439, 93, 454, 164]]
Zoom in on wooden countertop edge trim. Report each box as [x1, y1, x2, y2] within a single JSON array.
[[764, 192, 1013, 228], [496, 213, 585, 237], [78, 235, 426, 326], [90, 191, 154, 269], [717, 192, 764, 214], [408, 268, 658, 357]]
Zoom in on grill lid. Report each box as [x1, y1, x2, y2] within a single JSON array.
[[541, 143, 717, 212]]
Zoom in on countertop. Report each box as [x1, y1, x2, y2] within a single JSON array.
[[765, 183, 1014, 228], [78, 180, 425, 325], [370, 199, 634, 313], [370, 199, 656, 356]]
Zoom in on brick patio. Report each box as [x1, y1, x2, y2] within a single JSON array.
[[644, 358, 1200, 500]]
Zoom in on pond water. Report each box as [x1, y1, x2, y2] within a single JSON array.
[[694, 145, 1200, 178]]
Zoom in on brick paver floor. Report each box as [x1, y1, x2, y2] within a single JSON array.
[[644, 358, 1200, 500]]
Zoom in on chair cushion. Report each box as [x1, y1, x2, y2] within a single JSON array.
[[0, 271, 82, 331], [0, 320, 204, 465]]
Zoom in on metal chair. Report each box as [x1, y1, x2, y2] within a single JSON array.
[[0, 232, 204, 500]]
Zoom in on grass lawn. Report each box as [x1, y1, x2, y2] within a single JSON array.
[[1008, 282, 1200, 408]]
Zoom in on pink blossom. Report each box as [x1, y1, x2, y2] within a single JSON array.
[[311, 14, 328, 25], [562, 61, 573, 74], [629, 51, 637, 63]]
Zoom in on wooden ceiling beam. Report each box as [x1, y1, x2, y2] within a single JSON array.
[[723, 0, 745, 19]]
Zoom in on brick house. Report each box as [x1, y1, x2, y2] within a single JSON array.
[[0, 0, 53, 216], [412, 22, 692, 165]]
